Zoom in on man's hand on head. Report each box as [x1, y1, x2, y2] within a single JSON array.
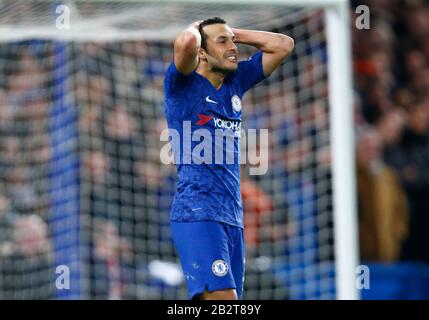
[[185, 20, 203, 44], [173, 20, 203, 74], [190, 20, 203, 30]]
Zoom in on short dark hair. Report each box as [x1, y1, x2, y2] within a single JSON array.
[[198, 17, 226, 51]]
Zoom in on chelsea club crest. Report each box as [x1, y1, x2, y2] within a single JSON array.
[[212, 259, 229, 277], [231, 95, 242, 113]]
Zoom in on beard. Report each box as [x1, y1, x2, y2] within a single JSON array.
[[210, 58, 238, 74], [211, 64, 235, 74], [206, 50, 237, 74]]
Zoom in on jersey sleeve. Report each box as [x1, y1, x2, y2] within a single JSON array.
[[164, 61, 194, 96], [234, 50, 267, 95]]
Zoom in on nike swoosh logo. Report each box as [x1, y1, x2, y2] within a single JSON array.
[[205, 96, 218, 104], [191, 208, 202, 211]]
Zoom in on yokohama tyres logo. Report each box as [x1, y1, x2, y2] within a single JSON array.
[[196, 114, 242, 132]]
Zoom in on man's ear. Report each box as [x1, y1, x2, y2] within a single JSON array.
[[198, 48, 207, 62]]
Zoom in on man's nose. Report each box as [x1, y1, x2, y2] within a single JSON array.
[[229, 40, 238, 51]]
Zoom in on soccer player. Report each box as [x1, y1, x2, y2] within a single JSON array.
[[164, 17, 294, 300]]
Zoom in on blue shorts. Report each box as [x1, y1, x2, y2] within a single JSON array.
[[171, 220, 245, 299]]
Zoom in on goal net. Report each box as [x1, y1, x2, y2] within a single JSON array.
[[0, 0, 356, 300]]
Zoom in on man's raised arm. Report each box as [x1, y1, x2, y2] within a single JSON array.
[[173, 21, 202, 75], [231, 28, 294, 76]]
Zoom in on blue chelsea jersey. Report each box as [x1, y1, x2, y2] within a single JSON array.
[[164, 51, 266, 228]]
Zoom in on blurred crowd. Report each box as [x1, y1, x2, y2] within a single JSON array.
[[0, 46, 53, 299], [352, 0, 429, 264], [0, 0, 427, 300]]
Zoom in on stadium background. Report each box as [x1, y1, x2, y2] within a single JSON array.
[[0, 0, 428, 299]]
